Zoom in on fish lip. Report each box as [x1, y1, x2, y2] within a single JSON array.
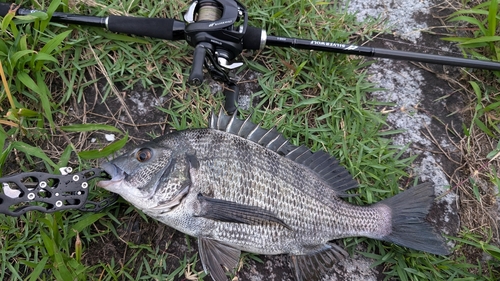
[[97, 162, 126, 189]]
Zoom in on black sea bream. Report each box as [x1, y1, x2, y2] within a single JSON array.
[[98, 111, 449, 281]]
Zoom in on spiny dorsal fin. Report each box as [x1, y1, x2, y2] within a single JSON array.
[[208, 110, 358, 195]]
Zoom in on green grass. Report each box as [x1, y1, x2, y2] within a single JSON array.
[[0, 0, 496, 280], [444, 0, 500, 65], [441, 0, 500, 278], [444, 0, 500, 137]]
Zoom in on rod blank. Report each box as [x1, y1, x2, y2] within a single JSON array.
[[265, 36, 500, 71]]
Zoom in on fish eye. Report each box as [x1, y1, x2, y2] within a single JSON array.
[[136, 148, 153, 162]]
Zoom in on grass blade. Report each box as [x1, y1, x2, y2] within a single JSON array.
[[487, 0, 498, 37], [33, 52, 59, 64], [460, 36, 500, 46], [12, 141, 57, 170], [40, 0, 61, 32], [66, 213, 107, 240], [28, 256, 49, 281], [17, 71, 40, 93], [39, 30, 72, 57], [78, 134, 129, 159], [10, 50, 36, 66], [60, 124, 122, 133], [36, 72, 55, 129], [448, 16, 487, 35]]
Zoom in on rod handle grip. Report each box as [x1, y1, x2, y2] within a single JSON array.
[[107, 15, 177, 40]]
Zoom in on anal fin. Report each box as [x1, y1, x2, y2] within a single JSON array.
[[198, 237, 241, 281], [290, 243, 348, 281]]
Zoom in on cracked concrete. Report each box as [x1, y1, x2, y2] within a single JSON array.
[[348, 0, 431, 43]]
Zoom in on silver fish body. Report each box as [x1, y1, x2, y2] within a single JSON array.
[[98, 112, 448, 281]]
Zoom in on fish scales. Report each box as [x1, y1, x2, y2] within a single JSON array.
[[184, 130, 370, 246], [98, 111, 449, 281]]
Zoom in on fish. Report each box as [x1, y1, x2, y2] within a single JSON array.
[[97, 111, 449, 281]]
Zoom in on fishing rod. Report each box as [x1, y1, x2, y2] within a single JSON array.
[[1, 0, 499, 216], [2, 0, 500, 114]]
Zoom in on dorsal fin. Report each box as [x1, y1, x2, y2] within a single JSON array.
[[208, 110, 358, 195]]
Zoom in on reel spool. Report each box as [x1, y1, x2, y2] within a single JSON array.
[[197, 1, 223, 22]]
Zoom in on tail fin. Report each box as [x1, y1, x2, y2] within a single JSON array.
[[377, 183, 450, 255]]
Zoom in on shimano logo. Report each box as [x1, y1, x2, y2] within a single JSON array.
[[209, 20, 232, 27]]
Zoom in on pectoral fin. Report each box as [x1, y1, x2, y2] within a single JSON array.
[[194, 194, 290, 229], [198, 237, 240, 281]]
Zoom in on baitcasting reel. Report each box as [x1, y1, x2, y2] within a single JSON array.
[[183, 0, 257, 113]]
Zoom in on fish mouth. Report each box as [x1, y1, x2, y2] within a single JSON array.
[[97, 162, 126, 189]]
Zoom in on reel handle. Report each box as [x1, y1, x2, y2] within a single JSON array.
[[189, 42, 212, 86]]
